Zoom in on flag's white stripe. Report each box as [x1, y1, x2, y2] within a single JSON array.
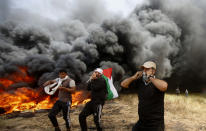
[[108, 77, 118, 98]]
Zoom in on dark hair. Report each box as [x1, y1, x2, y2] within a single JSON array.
[[58, 69, 67, 74]]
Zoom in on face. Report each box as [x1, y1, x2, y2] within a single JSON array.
[[59, 72, 67, 79], [92, 71, 101, 79], [143, 68, 156, 76]]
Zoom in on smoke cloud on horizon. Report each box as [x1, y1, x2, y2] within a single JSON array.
[[0, 0, 205, 92]]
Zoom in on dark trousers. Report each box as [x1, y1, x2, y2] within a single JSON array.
[[79, 101, 103, 131], [132, 120, 164, 131], [48, 100, 71, 129]]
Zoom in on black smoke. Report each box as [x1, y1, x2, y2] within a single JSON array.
[[146, 0, 206, 92], [0, 0, 205, 92]]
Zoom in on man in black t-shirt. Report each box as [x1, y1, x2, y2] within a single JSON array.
[[121, 61, 168, 131]]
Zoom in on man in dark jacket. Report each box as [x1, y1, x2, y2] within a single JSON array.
[[79, 68, 107, 131], [43, 69, 76, 131], [121, 61, 168, 131]]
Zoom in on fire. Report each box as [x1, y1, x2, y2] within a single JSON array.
[[0, 88, 90, 114], [9, 67, 34, 83], [0, 66, 90, 115], [0, 79, 14, 89], [72, 91, 91, 107], [0, 88, 57, 114], [0, 66, 34, 90]]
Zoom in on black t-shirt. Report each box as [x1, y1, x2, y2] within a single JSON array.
[[87, 76, 107, 104], [130, 77, 165, 128]]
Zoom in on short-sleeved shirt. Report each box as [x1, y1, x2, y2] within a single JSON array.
[[57, 78, 75, 102], [130, 77, 165, 128]]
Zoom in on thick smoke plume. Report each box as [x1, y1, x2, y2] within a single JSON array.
[[0, 0, 205, 92]]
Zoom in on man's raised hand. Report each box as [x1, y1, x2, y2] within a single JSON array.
[[132, 71, 143, 80]]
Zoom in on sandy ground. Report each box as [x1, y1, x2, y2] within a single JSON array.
[[0, 93, 206, 131]]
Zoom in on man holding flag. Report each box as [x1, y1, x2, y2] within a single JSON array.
[[79, 68, 118, 131]]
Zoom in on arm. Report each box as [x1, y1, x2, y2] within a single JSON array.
[[121, 71, 142, 88], [86, 73, 98, 91], [150, 77, 168, 92], [43, 80, 56, 87], [59, 86, 76, 93], [59, 80, 76, 93], [87, 72, 97, 91]]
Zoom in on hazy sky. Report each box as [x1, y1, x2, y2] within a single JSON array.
[[11, 0, 144, 21]]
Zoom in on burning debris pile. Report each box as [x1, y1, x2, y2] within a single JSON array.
[[0, 66, 90, 114], [0, 66, 53, 114], [0, 0, 206, 114]]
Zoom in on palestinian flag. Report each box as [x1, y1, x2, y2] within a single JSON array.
[[102, 68, 118, 100]]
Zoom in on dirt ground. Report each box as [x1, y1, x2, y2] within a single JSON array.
[[0, 93, 206, 131]]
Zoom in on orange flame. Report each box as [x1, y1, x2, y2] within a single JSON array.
[[0, 88, 56, 114], [0, 66, 34, 89], [0, 79, 14, 89], [72, 91, 91, 107], [0, 88, 90, 114], [0, 66, 90, 114]]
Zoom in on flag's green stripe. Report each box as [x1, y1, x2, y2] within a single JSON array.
[[102, 75, 114, 100]]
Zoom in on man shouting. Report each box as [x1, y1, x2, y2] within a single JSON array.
[[79, 68, 107, 131], [43, 69, 76, 131], [121, 61, 168, 131]]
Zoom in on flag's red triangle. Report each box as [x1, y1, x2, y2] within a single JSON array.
[[103, 68, 112, 79]]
